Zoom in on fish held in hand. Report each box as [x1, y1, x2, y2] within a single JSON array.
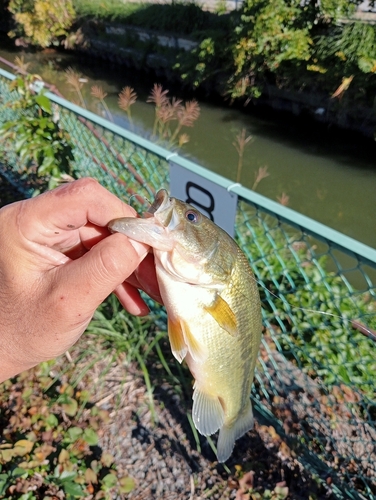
[[108, 189, 262, 462]]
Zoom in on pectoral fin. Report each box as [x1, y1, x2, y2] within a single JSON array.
[[204, 294, 238, 337]]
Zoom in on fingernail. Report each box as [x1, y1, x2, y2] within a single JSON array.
[[129, 239, 149, 259]]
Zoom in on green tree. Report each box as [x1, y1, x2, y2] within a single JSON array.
[[7, 0, 75, 48], [228, 0, 314, 99], [180, 0, 376, 104]]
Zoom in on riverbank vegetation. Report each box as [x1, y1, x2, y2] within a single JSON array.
[[6, 0, 75, 48], [75, 0, 224, 37], [2, 0, 376, 120], [0, 73, 76, 191]]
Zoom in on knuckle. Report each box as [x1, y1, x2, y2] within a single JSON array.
[[69, 177, 99, 195], [76, 177, 99, 189]]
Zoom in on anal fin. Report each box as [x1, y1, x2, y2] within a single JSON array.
[[192, 386, 225, 436]]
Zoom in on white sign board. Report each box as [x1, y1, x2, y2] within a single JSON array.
[[169, 162, 238, 237]]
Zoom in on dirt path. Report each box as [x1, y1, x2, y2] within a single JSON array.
[[82, 351, 333, 499]]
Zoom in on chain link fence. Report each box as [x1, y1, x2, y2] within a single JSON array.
[[0, 68, 375, 500]]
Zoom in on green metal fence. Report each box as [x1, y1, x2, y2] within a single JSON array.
[[0, 67, 375, 500]]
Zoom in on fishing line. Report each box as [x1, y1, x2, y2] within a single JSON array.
[[129, 194, 151, 211], [250, 273, 376, 342]]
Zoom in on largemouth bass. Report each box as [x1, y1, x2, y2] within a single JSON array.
[[108, 190, 262, 462]]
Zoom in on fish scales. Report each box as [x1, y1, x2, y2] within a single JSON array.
[[108, 190, 262, 462]]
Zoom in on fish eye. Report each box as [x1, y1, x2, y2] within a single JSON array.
[[185, 210, 200, 223]]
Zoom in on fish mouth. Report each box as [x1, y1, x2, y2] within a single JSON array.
[[107, 189, 177, 252], [145, 189, 181, 230], [146, 189, 171, 216]]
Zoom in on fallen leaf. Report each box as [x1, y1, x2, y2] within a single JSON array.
[[239, 470, 255, 491]]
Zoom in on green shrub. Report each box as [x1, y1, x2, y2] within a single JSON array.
[[7, 0, 75, 47], [0, 74, 76, 192]]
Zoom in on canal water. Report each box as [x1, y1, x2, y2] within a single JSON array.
[[1, 44, 376, 249]]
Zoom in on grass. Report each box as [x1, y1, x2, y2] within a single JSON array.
[[73, 0, 231, 39], [83, 294, 166, 418], [73, 0, 146, 23]]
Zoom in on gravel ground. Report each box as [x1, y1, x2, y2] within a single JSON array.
[[75, 346, 333, 500], [98, 371, 333, 499]]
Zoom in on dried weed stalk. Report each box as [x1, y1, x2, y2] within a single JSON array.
[[233, 128, 253, 183], [14, 55, 30, 74], [91, 84, 113, 122], [147, 83, 200, 148], [118, 86, 137, 128], [65, 67, 86, 108], [252, 165, 269, 191], [277, 192, 289, 206]]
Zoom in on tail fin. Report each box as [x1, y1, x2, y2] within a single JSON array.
[[216, 401, 254, 462]]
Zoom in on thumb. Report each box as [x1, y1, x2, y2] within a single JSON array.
[[53, 233, 149, 318]]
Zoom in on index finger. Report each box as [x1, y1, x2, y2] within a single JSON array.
[[17, 178, 137, 244]]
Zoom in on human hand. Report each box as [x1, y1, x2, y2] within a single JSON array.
[[0, 178, 161, 382]]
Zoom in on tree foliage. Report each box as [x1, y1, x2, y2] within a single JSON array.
[[7, 0, 75, 47], [316, 21, 376, 74], [178, 0, 376, 104], [228, 0, 314, 99]]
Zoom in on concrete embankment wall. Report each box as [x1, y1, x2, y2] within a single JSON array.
[[1, 14, 375, 139], [67, 22, 376, 139]]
